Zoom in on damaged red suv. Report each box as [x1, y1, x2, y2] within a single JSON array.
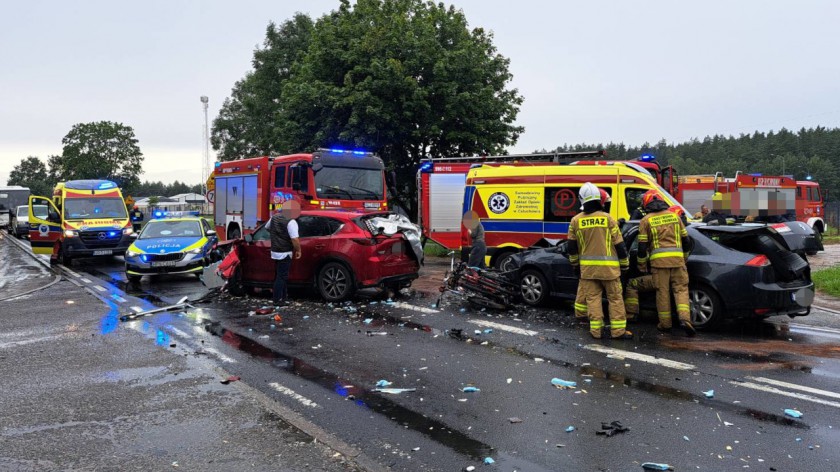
[[225, 211, 421, 301]]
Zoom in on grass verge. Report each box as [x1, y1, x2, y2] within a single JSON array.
[[424, 240, 454, 258], [812, 266, 840, 298]]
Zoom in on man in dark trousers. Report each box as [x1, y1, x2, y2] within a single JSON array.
[[463, 211, 486, 269], [130, 206, 144, 232], [269, 200, 302, 307]]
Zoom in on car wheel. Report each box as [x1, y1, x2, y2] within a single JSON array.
[[689, 284, 723, 329], [520, 269, 548, 306], [227, 266, 245, 296], [127, 273, 142, 284], [58, 244, 73, 266], [494, 251, 517, 271], [318, 262, 355, 302]]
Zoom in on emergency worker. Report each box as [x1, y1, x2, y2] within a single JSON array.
[[573, 189, 612, 321], [568, 183, 631, 339], [637, 190, 694, 336], [130, 206, 144, 232], [693, 204, 709, 220], [703, 193, 729, 225]]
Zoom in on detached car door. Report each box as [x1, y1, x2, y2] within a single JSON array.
[[28, 196, 63, 255]]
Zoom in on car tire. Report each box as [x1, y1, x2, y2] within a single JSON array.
[[494, 251, 518, 271], [689, 284, 723, 330], [227, 266, 245, 296], [318, 261, 355, 302], [520, 269, 548, 306], [58, 244, 73, 266], [127, 273, 142, 284], [807, 228, 822, 256]]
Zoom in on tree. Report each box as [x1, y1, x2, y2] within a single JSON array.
[[278, 0, 524, 214], [211, 14, 315, 161], [51, 121, 144, 191], [147, 196, 160, 208], [8, 156, 53, 196]]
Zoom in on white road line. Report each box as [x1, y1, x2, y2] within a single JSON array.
[[467, 319, 538, 336], [131, 306, 144, 313], [789, 324, 840, 336], [729, 381, 840, 409], [0, 334, 67, 349], [584, 344, 696, 371], [268, 382, 319, 408], [747, 376, 840, 401], [166, 327, 192, 339], [110, 294, 127, 303], [391, 301, 440, 314], [80, 278, 93, 284], [201, 347, 237, 363], [61, 267, 83, 278], [812, 305, 840, 316], [92, 285, 107, 292]]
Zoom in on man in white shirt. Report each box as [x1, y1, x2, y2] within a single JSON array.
[[269, 200, 302, 306]]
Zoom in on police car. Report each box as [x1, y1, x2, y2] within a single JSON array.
[[124, 213, 217, 282]]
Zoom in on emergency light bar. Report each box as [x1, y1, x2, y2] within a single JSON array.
[[637, 154, 656, 162], [150, 210, 201, 219], [321, 148, 373, 157]]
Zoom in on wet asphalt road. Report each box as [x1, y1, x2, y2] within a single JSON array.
[[3, 235, 840, 471]]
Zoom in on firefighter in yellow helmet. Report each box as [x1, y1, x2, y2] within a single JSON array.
[[573, 188, 612, 322], [637, 189, 694, 336], [568, 183, 631, 339]]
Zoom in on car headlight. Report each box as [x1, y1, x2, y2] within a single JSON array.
[[186, 247, 203, 255], [64, 229, 79, 237], [126, 250, 139, 258], [123, 227, 133, 235]]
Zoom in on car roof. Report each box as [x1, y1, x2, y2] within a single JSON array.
[[146, 217, 205, 223]]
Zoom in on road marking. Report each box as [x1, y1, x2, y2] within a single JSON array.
[[61, 267, 83, 278], [747, 376, 840, 401], [80, 278, 93, 284], [730, 381, 840, 409], [201, 347, 237, 363], [391, 301, 440, 314], [584, 344, 696, 370], [467, 319, 538, 336], [0, 334, 67, 349], [131, 306, 144, 313], [789, 324, 840, 336], [166, 326, 192, 339], [92, 285, 106, 292], [110, 294, 127, 303], [812, 305, 840, 316], [268, 382, 319, 408]]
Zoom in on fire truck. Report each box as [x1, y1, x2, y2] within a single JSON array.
[[211, 149, 391, 241], [417, 151, 606, 249]]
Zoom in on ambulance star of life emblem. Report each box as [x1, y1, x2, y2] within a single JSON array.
[[488, 192, 510, 214]]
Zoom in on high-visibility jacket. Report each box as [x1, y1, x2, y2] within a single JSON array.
[[637, 209, 689, 269], [568, 210, 629, 280]]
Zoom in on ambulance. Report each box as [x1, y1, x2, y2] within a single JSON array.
[[461, 163, 686, 270], [28, 180, 134, 265]]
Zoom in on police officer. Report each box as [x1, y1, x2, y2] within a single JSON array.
[[573, 188, 611, 322], [130, 206, 144, 232], [269, 200, 302, 307], [568, 183, 631, 339], [637, 189, 694, 336]]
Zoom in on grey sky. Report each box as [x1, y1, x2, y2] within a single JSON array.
[[2, 0, 839, 186]]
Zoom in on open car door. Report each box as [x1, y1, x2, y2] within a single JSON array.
[[28, 196, 62, 255]]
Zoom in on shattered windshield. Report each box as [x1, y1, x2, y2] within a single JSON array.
[[63, 197, 127, 220], [315, 166, 384, 200]]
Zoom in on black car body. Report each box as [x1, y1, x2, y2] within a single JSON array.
[[511, 222, 814, 329]]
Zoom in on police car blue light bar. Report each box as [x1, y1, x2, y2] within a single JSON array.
[[151, 210, 201, 219]]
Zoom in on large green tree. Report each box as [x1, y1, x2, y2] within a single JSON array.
[[211, 14, 315, 161], [278, 0, 524, 212], [52, 121, 144, 191], [8, 156, 53, 196]]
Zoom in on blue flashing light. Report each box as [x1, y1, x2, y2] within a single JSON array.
[[638, 154, 656, 162], [807, 175, 813, 181], [107, 231, 118, 238], [419, 161, 433, 172], [153, 210, 164, 219], [353, 150, 366, 155], [214, 161, 221, 168], [329, 148, 345, 153], [97, 181, 116, 190], [140, 255, 149, 263], [749, 173, 762, 177]]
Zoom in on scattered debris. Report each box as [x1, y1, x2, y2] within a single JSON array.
[[120, 297, 192, 322], [565, 426, 575, 433], [274, 314, 283, 323], [483, 457, 495, 465], [303, 315, 310, 320], [465, 466, 476, 472], [508, 417, 523, 424], [683, 435, 690, 441], [506, 378, 512, 384], [483, 328, 493, 334], [374, 388, 416, 394], [220, 375, 240, 385], [462, 386, 480, 393], [596, 421, 630, 437], [376, 380, 393, 388], [703, 389, 715, 398], [363, 318, 374, 324], [551, 378, 577, 389], [784, 409, 803, 418], [255, 307, 273, 315], [534, 357, 545, 363], [641, 463, 674, 471], [366, 331, 388, 336]]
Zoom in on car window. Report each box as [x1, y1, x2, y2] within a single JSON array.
[[140, 220, 202, 239], [544, 187, 580, 222], [202, 219, 211, 232], [325, 218, 344, 235], [17, 206, 27, 217], [253, 225, 270, 241], [275, 166, 287, 188], [625, 188, 648, 214], [297, 216, 332, 238]]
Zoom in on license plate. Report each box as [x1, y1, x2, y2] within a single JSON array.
[[365, 202, 380, 209], [93, 250, 113, 256], [151, 261, 177, 268]]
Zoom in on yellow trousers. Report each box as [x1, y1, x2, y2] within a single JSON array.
[[624, 274, 657, 319], [579, 278, 627, 338], [652, 266, 690, 329]]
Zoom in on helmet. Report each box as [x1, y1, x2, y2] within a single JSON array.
[[579, 182, 601, 209], [711, 192, 723, 202], [668, 205, 685, 217], [599, 188, 611, 205], [641, 189, 662, 208]]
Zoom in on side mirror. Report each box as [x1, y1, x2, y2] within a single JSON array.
[[312, 163, 324, 173], [244, 233, 253, 243], [130, 232, 139, 238], [206, 230, 216, 237]]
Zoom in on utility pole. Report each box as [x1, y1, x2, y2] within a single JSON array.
[[200, 96, 210, 197]]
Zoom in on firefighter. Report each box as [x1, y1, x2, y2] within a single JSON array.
[[130, 205, 144, 232], [637, 189, 694, 336], [573, 188, 612, 322], [568, 183, 631, 339], [703, 193, 729, 225]]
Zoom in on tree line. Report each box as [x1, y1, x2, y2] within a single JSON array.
[[549, 126, 840, 201]]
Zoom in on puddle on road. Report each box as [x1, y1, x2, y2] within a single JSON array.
[[201, 320, 495, 460], [661, 338, 840, 362]]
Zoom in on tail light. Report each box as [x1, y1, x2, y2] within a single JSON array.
[[754, 308, 772, 315], [745, 255, 770, 267]]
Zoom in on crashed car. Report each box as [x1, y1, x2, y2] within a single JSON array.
[[511, 222, 814, 329], [220, 211, 421, 302]]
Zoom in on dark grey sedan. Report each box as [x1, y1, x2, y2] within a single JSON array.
[[510, 223, 814, 329]]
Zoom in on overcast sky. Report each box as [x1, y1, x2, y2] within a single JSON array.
[[2, 0, 839, 186]]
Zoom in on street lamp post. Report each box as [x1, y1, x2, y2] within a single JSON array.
[[200, 96, 209, 197]]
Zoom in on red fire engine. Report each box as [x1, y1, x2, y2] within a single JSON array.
[[211, 149, 390, 241], [416, 151, 606, 249]]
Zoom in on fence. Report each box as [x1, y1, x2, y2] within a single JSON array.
[[826, 201, 840, 234]]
